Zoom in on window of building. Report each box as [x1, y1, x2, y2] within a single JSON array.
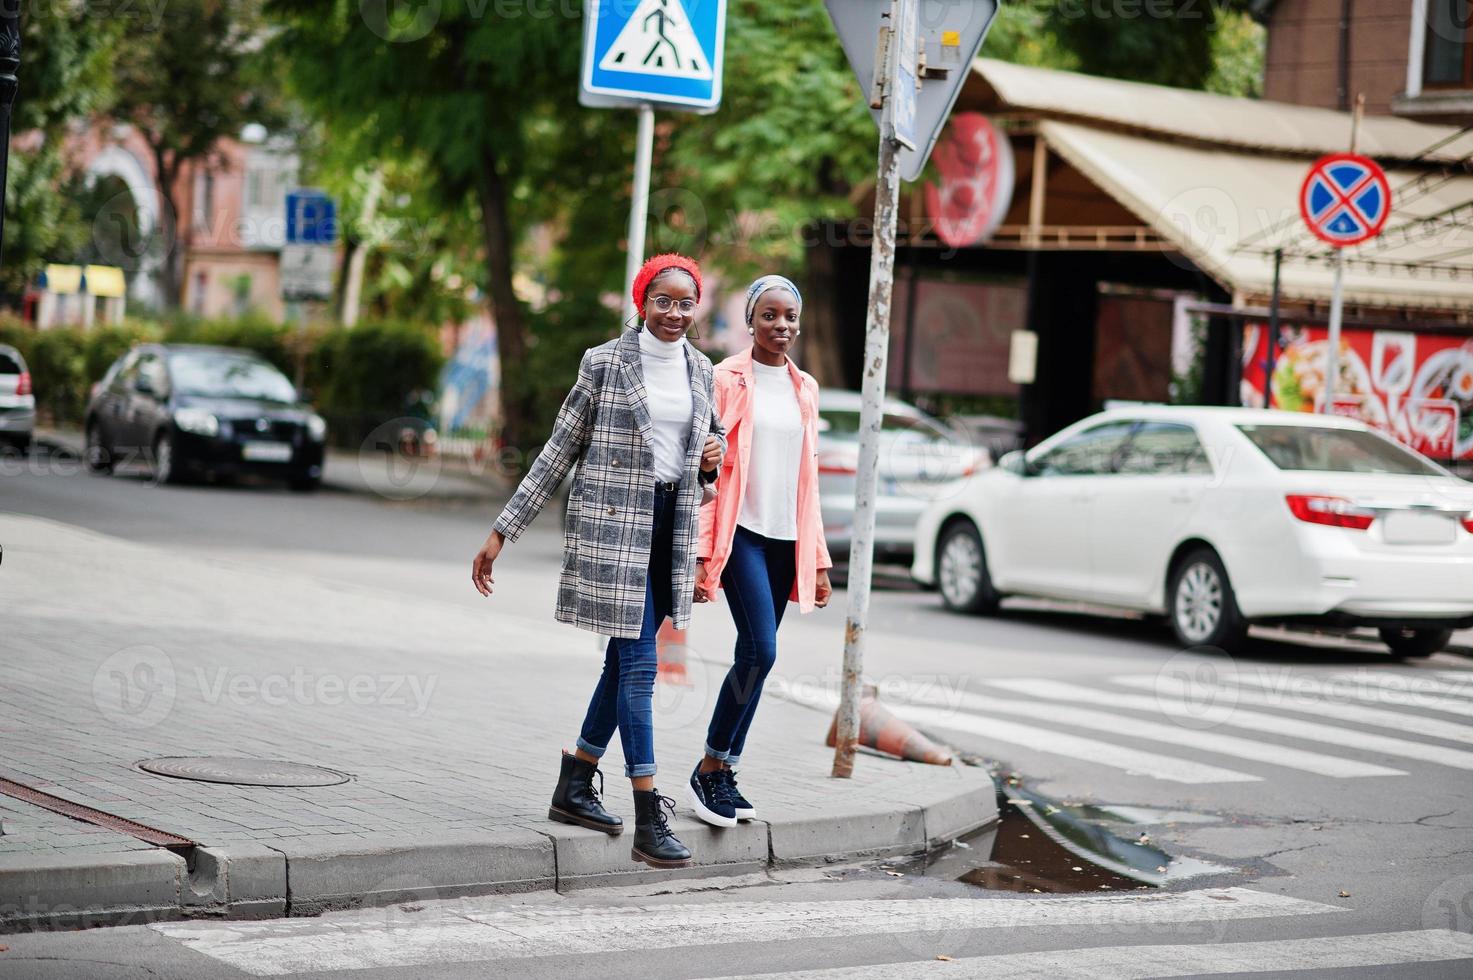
[[1425, 0, 1473, 88]]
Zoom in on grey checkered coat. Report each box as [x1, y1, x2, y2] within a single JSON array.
[[492, 327, 724, 639]]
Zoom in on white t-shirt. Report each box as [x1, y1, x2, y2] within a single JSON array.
[[737, 359, 804, 540], [638, 327, 694, 484]]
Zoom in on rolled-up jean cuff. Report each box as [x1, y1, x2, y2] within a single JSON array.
[[626, 763, 657, 778], [725, 754, 742, 767], [703, 742, 730, 761], [575, 737, 607, 759]]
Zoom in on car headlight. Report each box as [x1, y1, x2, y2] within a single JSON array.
[[306, 414, 327, 442], [174, 408, 219, 438]]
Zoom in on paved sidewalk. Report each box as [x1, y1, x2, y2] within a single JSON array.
[[32, 426, 512, 503], [0, 513, 995, 931]]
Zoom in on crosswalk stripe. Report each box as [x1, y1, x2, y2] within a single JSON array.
[[1326, 671, 1473, 700], [771, 679, 1258, 784], [712, 929, 1473, 979], [151, 888, 1337, 976], [1222, 671, 1473, 719], [890, 703, 1260, 784], [993, 677, 1473, 772], [1111, 674, 1473, 745], [894, 683, 1401, 779]]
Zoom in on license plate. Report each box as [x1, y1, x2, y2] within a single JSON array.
[[241, 441, 292, 463], [1382, 510, 1457, 545]]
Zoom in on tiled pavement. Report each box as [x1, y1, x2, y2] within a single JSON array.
[[1, 513, 995, 928]]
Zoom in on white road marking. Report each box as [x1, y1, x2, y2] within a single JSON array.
[[994, 677, 1473, 772], [1216, 671, 1473, 719], [1325, 672, 1473, 700], [894, 684, 1401, 779], [150, 888, 1337, 976], [773, 679, 1258, 784], [1112, 674, 1473, 744], [713, 929, 1473, 979]]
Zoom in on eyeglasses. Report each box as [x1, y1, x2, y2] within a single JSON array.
[[650, 295, 697, 315]]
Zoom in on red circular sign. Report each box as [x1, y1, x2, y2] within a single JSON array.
[[1298, 153, 1391, 247], [925, 113, 1015, 249]]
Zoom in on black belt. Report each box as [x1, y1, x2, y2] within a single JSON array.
[[653, 480, 679, 493]]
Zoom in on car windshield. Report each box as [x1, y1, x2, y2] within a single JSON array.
[[170, 352, 297, 403], [818, 409, 951, 444], [1236, 423, 1444, 476]]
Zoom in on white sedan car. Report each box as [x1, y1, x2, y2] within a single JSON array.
[[911, 407, 1473, 657]]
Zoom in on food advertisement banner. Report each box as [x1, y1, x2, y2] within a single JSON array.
[[1240, 323, 1473, 461]]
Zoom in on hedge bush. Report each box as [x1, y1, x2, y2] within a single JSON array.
[[0, 315, 443, 446]]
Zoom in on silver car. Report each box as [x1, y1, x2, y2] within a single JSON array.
[[0, 345, 34, 454], [817, 389, 986, 563]]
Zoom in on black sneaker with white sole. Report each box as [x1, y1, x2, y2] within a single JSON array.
[[688, 764, 737, 827], [720, 768, 755, 821]]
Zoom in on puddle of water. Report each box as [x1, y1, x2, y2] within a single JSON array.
[[896, 786, 1229, 894]]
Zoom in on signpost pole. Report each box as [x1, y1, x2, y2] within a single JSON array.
[[832, 0, 909, 779], [623, 103, 656, 323], [1264, 247, 1283, 407], [1321, 94, 1365, 412]]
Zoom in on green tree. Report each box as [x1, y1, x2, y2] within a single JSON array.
[[265, 0, 607, 454], [109, 0, 284, 309], [1, 5, 119, 300]]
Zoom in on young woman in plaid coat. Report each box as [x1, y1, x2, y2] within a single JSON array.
[[471, 254, 725, 868]]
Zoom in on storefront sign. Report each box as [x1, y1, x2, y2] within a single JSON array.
[[924, 112, 1015, 248]]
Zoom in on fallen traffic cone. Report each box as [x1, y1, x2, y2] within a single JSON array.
[[825, 692, 953, 766], [655, 620, 691, 687]]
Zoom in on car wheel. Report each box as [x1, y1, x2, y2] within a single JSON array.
[[1378, 627, 1453, 659], [1168, 547, 1247, 652], [937, 520, 1000, 615], [84, 422, 113, 474], [288, 472, 322, 492], [153, 431, 181, 485]]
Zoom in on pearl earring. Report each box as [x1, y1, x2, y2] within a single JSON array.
[[748, 327, 754, 335]]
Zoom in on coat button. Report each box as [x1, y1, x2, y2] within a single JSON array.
[[607, 506, 616, 516], [611, 458, 620, 467]]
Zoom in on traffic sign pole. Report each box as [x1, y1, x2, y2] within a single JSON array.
[[1321, 96, 1364, 411], [832, 0, 909, 780], [623, 104, 656, 324]]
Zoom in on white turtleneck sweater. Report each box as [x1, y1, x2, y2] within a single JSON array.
[[638, 327, 694, 483]]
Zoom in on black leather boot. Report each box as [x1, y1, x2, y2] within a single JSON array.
[[549, 751, 623, 835], [630, 789, 692, 867]]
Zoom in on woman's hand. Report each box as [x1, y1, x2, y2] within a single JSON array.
[[815, 569, 832, 608], [471, 530, 505, 596], [694, 560, 713, 602], [700, 435, 723, 473]]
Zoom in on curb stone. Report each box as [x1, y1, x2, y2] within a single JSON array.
[[1, 769, 998, 931]]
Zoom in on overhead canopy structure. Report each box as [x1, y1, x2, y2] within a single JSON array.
[[958, 59, 1473, 314]]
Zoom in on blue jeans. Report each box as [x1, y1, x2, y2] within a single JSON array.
[[575, 484, 676, 778], [704, 524, 796, 766]]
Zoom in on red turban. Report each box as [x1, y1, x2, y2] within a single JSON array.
[[631, 253, 703, 320]]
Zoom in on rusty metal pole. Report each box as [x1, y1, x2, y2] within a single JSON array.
[[0, 2, 21, 270], [832, 0, 904, 779]]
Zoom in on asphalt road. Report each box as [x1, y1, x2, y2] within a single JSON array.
[[5, 445, 1473, 978]]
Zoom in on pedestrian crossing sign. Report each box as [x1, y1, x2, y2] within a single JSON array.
[[581, 0, 727, 112]]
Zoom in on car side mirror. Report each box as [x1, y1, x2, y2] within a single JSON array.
[[134, 376, 156, 397], [999, 450, 1036, 477]]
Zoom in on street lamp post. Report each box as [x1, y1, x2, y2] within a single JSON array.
[[0, 2, 20, 269]]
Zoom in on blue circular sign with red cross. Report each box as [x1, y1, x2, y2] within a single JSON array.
[[1299, 153, 1391, 247]]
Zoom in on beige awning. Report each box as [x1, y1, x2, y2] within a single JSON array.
[[975, 58, 1473, 163], [43, 264, 83, 295], [1038, 119, 1473, 312]]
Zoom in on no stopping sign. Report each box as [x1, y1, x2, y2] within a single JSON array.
[[1299, 153, 1391, 247]]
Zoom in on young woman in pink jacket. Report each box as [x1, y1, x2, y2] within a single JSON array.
[[689, 274, 833, 827]]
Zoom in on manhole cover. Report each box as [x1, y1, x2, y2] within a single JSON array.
[[138, 757, 350, 787]]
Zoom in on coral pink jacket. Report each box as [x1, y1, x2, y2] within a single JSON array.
[[697, 347, 832, 611]]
